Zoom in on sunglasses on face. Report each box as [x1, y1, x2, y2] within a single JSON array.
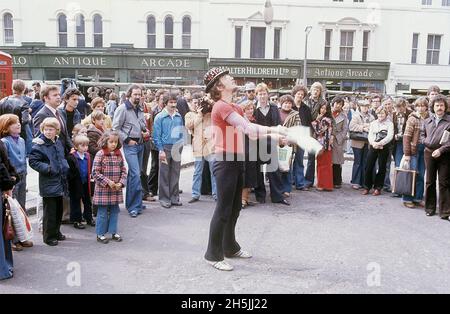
[[247, 90, 255, 94]]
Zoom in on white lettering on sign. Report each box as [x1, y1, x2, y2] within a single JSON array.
[[227, 66, 295, 77], [141, 58, 191, 68], [314, 68, 376, 79], [13, 56, 28, 66], [52, 56, 107, 67]]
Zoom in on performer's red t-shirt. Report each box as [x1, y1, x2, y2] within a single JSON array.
[[211, 100, 244, 154]]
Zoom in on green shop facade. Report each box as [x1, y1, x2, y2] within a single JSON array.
[[210, 58, 390, 94], [2, 44, 390, 94], [3, 44, 209, 88]]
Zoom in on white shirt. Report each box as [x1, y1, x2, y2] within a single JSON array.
[[76, 151, 85, 160], [45, 104, 58, 116]]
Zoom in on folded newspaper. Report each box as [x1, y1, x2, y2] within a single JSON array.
[[440, 130, 450, 145], [286, 126, 323, 157]]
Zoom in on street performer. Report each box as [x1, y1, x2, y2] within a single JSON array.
[[203, 67, 291, 271]]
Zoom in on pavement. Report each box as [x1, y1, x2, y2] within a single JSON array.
[[3, 148, 450, 294]]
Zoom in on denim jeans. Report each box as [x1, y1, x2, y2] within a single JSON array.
[[351, 144, 368, 187], [96, 205, 120, 236], [192, 155, 217, 200], [123, 143, 144, 215], [25, 124, 33, 156], [403, 144, 425, 203], [291, 147, 307, 189], [394, 140, 404, 168]]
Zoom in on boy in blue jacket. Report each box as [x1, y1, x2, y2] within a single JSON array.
[[29, 117, 70, 246]]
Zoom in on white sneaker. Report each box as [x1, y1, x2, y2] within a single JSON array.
[[205, 259, 234, 271], [231, 249, 252, 258]]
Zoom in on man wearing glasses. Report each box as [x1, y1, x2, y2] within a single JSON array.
[[238, 82, 257, 105]]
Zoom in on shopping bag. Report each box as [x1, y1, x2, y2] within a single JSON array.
[[7, 196, 33, 242], [278, 145, 293, 172], [393, 168, 416, 197]]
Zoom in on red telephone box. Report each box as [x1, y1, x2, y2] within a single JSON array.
[[0, 51, 13, 99]]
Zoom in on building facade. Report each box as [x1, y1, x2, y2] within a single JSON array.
[[0, 0, 449, 94]]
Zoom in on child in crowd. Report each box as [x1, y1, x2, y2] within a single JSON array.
[[0, 114, 33, 251], [67, 135, 94, 229], [87, 111, 105, 162], [0, 114, 27, 210], [29, 118, 69, 246], [72, 123, 88, 140], [92, 131, 127, 244]]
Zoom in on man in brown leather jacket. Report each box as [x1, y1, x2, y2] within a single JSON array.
[[423, 95, 450, 220]]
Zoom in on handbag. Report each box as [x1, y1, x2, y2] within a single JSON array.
[[375, 130, 388, 143], [278, 145, 293, 172], [349, 131, 368, 142], [393, 168, 416, 197], [2, 197, 15, 241]]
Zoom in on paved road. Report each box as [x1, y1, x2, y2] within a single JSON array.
[[2, 160, 450, 294]]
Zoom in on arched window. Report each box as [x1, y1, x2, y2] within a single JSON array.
[[76, 14, 85, 47], [164, 16, 173, 49], [58, 14, 68, 47], [147, 15, 156, 48], [3, 13, 14, 44], [182, 16, 191, 49], [93, 14, 103, 47]]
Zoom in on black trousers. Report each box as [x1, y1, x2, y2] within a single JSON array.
[[43, 196, 63, 243], [141, 141, 151, 196], [254, 161, 285, 203], [148, 149, 159, 196], [205, 160, 243, 262], [424, 150, 450, 217], [69, 182, 92, 223], [333, 164, 342, 186], [364, 146, 389, 190]]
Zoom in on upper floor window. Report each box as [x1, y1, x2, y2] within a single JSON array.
[[235, 26, 242, 58], [182, 16, 191, 49], [411, 33, 419, 64], [58, 14, 68, 47], [164, 16, 174, 49], [427, 34, 441, 64], [250, 27, 266, 58], [147, 15, 156, 48], [3, 13, 14, 44], [340, 30, 354, 61], [75, 14, 85, 47], [422, 0, 432, 5], [324, 29, 332, 60], [93, 14, 103, 48], [274, 28, 281, 59], [362, 31, 370, 61]]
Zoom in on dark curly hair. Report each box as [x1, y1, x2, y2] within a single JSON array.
[[430, 94, 449, 113]]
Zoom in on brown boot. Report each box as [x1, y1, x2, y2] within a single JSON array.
[[20, 241, 34, 248], [12, 243, 23, 252]]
